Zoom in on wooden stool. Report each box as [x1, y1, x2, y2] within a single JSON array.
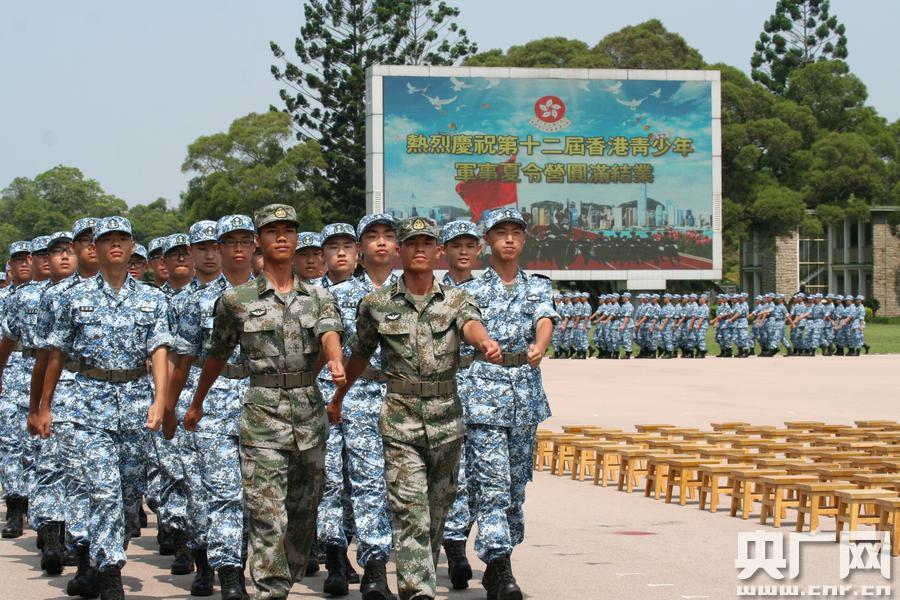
[[634, 424, 676, 433], [698, 463, 753, 513], [561, 424, 596, 434], [664, 457, 719, 505], [784, 421, 825, 431], [758, 475, 819, 527], [711, 422, 750, 432], [617, 448, 653, 493], [592, 444, 638, 488], [729, 468, 788, 520], [848, 473, 900, 489], [834, 488, 899, 542], [534, 430, 554, 471], [856, 420, 897, 428], [550, 435, 579, 476], [875, 498, 900, 557], [571, 440, 598, 481], [795, 482, 856, 533], [644, 453, 690, 500]]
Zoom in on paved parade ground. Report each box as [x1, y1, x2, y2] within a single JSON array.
[[2, 354, 897, 599]]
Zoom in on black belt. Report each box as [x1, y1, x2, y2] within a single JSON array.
[[79, 366, 146, 383], [360, 367, 386, 382], [386, 379, 456, 397], [250, 371, 315, 388]]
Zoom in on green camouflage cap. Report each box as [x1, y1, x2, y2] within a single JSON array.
[[253, 203, 299, 229], [397, 217, 439, 243]]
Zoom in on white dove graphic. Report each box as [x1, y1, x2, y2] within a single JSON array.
[[483, 78, 501, 90], [406, 82, 428, 94], [616, 96, 646, 111], [604, 81, 623, 94], [449, 77, 473, 91], [422, 93, 457, 111], [649, 87, 662, 98]]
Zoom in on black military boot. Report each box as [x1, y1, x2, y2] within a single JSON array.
[[483, 556, 522, 600], [98, 566, 124, 600], [169, 528, 194, 575], [138, 506, 147, 528], [2, 495, 25, 538], [360, 558, 395, 600], [835, 346, 844, 356], [864, 344, 871, 354], [40, 521, 65, 575], [158, 525, 175, 555], [189, 548, 215, 596], [443, 539, 472, 590], [699, 350, 707, 358], [343, 550, 359, 584], [218, 566, 244, 600], [67, 544, 101, 597], [305, 545, 320, 576], [323, 544, 349, 596]]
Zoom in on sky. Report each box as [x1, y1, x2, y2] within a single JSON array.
[[1, 0, 897, 207]]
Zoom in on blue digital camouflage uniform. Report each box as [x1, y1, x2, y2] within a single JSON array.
[[810, 296, 825, 350], [658, 296, 675, 352], [767, 298, 789, 352], [559, 298, 574, 353], [853, 298, 866, 348], [647, 296, 661, 352], [735, 295, 751, 351], [695, 298, 710, 352], [822, 297, 836, 349], [575, 295, 590, 352], [459, 266, 558, 564], [618, 294, 634, 354], [47, 254, 172, 570], [714, 297, 732, 351]]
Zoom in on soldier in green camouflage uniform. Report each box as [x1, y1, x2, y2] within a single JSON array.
[[194, 204, 346, 600], [329, 217, 501, 600]]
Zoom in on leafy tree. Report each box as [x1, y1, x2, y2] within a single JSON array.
[[784, 60, 867, 131], [181, 112, 330, 231], [270, 0, 475, 222], [750, 182, 807, 236], [128, 198, 189, 244], [803, 131, 888, 206], [466, 37, 601, 68], [751, 0, 848, 94], [591, 19, 704, 69]]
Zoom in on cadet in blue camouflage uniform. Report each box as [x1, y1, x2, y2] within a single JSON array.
[[550, 294, 562, 356], [459, 208, 557, 600], [170, 214, 256, 600], [693, 294, 710, 358], [330, 215, 500, 600], [657, 294, 676, 358], [559, 294, 574, 358], [40, 216, 173, 598], [295, 232, 325, 284], [0, 240, 35, 539], [439, 219, 481, 590], [617, 292, 634, 358], [711, 295, 731, 357], [195, 204, 346, 600], [821, 295, 836, 354]]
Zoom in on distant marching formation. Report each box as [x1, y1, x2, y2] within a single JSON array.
[[552, 291, 871, 359]]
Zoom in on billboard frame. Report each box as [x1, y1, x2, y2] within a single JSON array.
[[366, 65, 722, 287]]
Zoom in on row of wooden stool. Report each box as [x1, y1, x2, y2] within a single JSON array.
[[534, 421, 900, 554]]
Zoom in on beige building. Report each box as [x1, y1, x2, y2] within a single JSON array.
[[740, 207, 899, 316]]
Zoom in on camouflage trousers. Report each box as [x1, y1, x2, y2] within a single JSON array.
[[81, 425, 146, 570], [195, 432, 245, 569], [384, 435, 462, 600], [341, 380, 393, 566], [467, 423, 538, 563], [315, 424, 353, 549], [241, 443, 324, 600], [56, 421, 90, 550], [618, 325, 633, 353], [0, 402, 36, 499], [29, 433, 66, 529], [148, 429, 189, 532], [443, 434, 474, 542], [177, 426, 207, 550]]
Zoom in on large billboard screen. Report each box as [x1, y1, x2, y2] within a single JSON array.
[[366, 66, 722, 284]]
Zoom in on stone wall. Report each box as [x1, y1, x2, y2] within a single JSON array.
[[743, 231, 799, 295], [872, 213, 899, 317]]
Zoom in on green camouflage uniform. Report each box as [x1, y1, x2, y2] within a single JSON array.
[[351, 241, 482, 600], [207, 204, 343, 600]]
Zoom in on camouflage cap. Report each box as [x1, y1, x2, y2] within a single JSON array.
[[9, 240, 31, 257], [72, 217, 99, 240], [688, 293, 697, 299], [93, 216, 133, 241], [163, 233, 190, 255], [855, 295, 865, 301], [148, 237, 166, 257], [440, 220, 480, 245], [622, 291, 632, 298], [321, 223, 357, 243], [397, 217, 439, 243], [30, 235, 52, 254], [357, 213, 397, 239], [189, 220, 218, 245], [132, 243, 148, 261], [216, 214, 255, 240], [296, 232, 323, 251], [834, 294, 843, 301], [48, 231, 73, 249], [254, 203, 298, 229], [480, 207, 527, 232]]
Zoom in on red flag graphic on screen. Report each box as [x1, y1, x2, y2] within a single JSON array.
[[454, 155, 518, 223]]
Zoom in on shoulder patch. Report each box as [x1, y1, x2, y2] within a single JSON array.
[[385, 313, 400, 321], [249, 307, 267, 317]]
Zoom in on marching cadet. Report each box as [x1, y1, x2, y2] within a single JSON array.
[[692, 294, 710, 358], [589, 294, 605, 358], [128, 244, 149, 281], [170, 214, 256, 599], [854, 295, 870, 354], [658, 294, 675, 358], [574, 293, 591, 359], [194, 204, 346, 600], [0, 239, 34, 539], [325, 214, 402, 599], [329, 216, 500, 600], [315, 221, 360, 594], [439, 219, 480, 590], [711, 294, 731, 357], [821, 295, 836, 355], [40, 216, 173, 599], [617, 292, 634, 359], [295, 232, 325, 283], [550, 293, 562, 357], [646, 294, 662, 357], [148, 237, 169, 288], [454, 208, 556, 600]]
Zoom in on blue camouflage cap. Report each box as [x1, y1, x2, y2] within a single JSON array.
[[480, 207, 526, 232], [855, 295, 865, 301], [357, 213, 398, 239], [622, 292, 631, 298], [93, 216, 132, 241], [321, 223, 357, 243], [611, 292, 620, 299], [30, 235, 52, 253], [834, 294, 843, 300], [9, 240, 31, 257], [440, 220, 480, 245], [775, 293, 784, 299], [163, 233, 190, 255], [297, 232, 323, 251], [795, 292, 806, 299], [189, 220, 218, 245], [700, 293, 709, 299], [651, 293, 660, 299], [216, 214, 255, 240], [148, 237, 166, 256], [72, 217, 99, 240], [689, 293, 698, 299], [132, 243, 148, 261], [49, 231, 73, 248], [673, 294, 682, 299], [755, 295, 762, 300], [662, 293, 672, 299]]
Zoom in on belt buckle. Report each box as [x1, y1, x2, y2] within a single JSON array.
[[421, 381, 436, 396]]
